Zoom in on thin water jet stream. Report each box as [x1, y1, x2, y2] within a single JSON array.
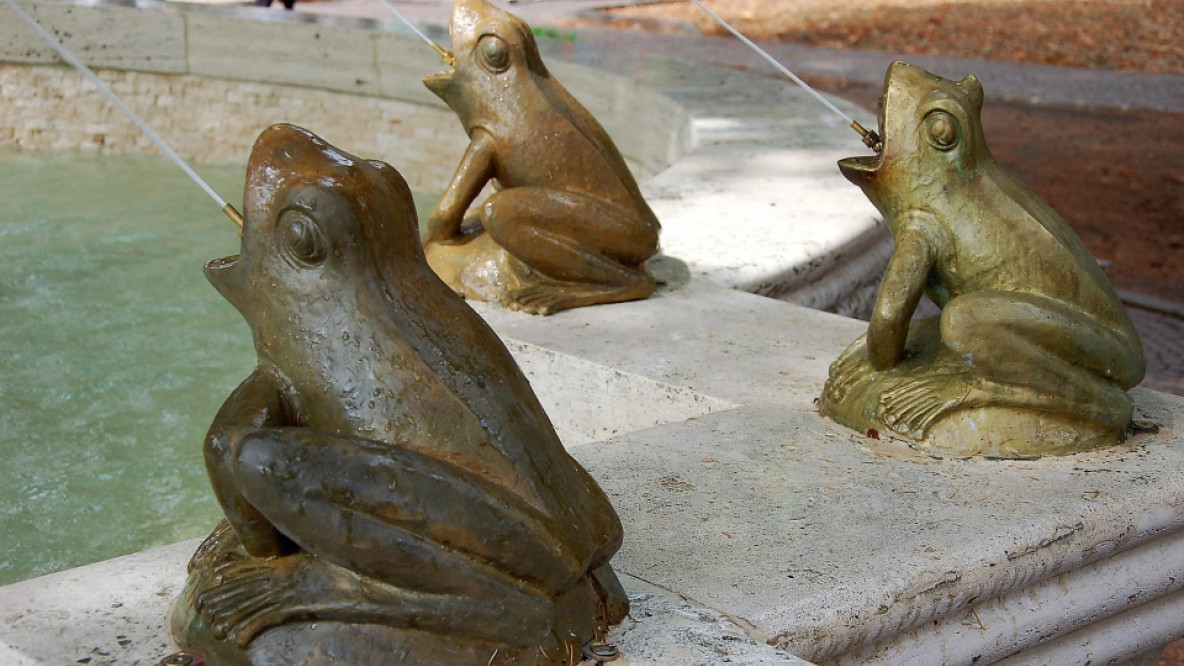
[[374, 0, 455, 65], [686, 0, 882, 151]]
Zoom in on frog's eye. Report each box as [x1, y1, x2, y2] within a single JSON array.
[[278, 212, 327, 267], [477, 35, 509, 73], [924, 111, 959, 151]]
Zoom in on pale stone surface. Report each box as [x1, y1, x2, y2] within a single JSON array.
[[373, 29, 453, 108], [0, 64, 468, 190], [506, 339, 737, 447], [0, 538, 809, 665], [0, 540, 200, 666], [471, 279, 1184, 664], [609, 577, 811, 665]]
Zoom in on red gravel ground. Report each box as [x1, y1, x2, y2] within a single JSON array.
[[610, 0, 1184, 72]]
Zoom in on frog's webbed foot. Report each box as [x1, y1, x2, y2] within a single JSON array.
[[188, 520, 249, 574], [196, 556, 310, 647], [825, 335, 871, 404], [506, 277, 653, 315], [877, 371, 976, 438]]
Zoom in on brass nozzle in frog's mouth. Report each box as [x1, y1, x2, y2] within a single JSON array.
[[839, 92, 885, 186], [851, 121, 882, 153], [432, 41, 455, 67]]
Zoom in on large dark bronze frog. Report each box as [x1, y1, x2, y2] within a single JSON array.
[[421, 0, 660, 315], [169, 124, 628, 665], [821, 62, 1146, 458]]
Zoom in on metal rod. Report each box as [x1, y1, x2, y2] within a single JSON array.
[[686, 0, 880, 150], [3, 0, 244, 232], [374, 0, 454, 65]]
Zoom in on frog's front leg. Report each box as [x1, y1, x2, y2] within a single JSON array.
[[867, 222, 935, 370], [204, 366, 295, 558], [480, 187, 659, 314], [424, 129, 496, 245]]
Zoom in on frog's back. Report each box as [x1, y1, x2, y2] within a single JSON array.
[[494, 77, 652, 214], [963, 164, 1130, 328]]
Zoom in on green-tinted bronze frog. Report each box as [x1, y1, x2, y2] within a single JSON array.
[[820, 62, 1146, 458], [169, 124, 628, 665], [421, 0, 660, 315]]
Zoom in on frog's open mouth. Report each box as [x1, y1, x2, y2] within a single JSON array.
[[423, 67, 455, 100], [204, 254, 246, 310], [837, 94, 885, 187], [423, 0, 473, 102]]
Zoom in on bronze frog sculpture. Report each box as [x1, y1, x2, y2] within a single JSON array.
[[421, 0, 660, 315], [170, 124, 628, 665], [820, 62, 1146, 458]]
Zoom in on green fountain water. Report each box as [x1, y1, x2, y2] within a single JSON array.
[[0, 149, 435, 585]]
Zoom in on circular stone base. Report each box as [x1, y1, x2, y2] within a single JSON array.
[[424, 231, 532, 305], [821, 318, 1133, 459]]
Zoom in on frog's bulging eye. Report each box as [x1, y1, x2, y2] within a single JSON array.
[[478, 35, 509, 73], [925, 111, 959, 150], [279, 212, 327, 267]]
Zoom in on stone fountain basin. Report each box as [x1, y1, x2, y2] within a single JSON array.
[[3, 3, 1183, 665], [4, 279, 1184, 666]]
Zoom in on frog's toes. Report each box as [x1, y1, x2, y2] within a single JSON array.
[[826, 355, 871, 403], [189, 521, 245, 573], [197, 561, 292, 646], [507, 285, 566, 315], [878, 376, 970, 435]]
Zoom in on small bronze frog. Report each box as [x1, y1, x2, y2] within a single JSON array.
[[421, 0, 660, 315], [170, 124, 628, 664], [820, 62, 1146, 458]]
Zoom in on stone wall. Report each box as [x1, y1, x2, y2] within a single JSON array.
[[0, 63, 466, 191]]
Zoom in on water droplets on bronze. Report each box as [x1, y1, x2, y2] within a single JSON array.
[[169, 124, 628, 664]]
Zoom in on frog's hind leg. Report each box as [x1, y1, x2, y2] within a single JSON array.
[[215, 428, 590, 648], [480, 187, 658, 314], [937, 291, 1141, 430]]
